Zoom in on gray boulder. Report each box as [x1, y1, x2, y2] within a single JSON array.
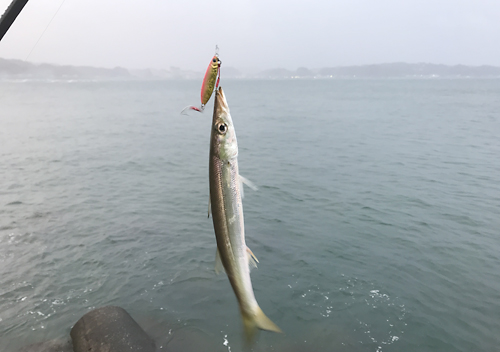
[[70, 306, 155, 352]]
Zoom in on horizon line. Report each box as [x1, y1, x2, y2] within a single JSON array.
[[1, 57, 500, 73]]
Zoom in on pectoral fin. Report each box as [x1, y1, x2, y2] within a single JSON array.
[[239, 175, 258, 199], [240, 175, 258, 191]]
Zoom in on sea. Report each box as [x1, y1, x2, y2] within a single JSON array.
[[0, 78, 499, 352]]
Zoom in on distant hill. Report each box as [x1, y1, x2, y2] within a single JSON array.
[[257, 63, 500, 78], [315, 63, 500, 78], [1, 58, 499, 80], [0, 58, 245, 80], [0, 58, 131, 80]]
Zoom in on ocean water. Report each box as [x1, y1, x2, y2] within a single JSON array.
[[1, 78, 499, 352]]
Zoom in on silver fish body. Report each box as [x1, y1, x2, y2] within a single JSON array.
[[209, 87, 281, 339]]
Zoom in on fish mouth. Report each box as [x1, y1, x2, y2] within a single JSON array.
[[215, 87, 229, 114]]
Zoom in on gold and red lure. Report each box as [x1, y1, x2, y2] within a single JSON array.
[[181, 46, 222, 114]]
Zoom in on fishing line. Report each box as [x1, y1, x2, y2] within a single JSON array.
[[25, 0, 66, 61]]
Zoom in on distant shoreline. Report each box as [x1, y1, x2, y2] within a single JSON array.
[[1, 58, 500, 80]]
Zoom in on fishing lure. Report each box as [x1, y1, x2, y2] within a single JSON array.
[[181, 47, 221, 114]]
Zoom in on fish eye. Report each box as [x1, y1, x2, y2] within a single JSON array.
[[213, 58, 217, 63], [218, 123, 227, 134]]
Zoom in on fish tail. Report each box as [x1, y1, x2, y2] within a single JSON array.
[[242, 305, 282, 341]]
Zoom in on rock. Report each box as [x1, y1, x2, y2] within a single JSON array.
[[70, 306, 155, 352]]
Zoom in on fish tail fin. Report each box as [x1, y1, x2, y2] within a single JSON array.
[[242, 306, 282, 341]]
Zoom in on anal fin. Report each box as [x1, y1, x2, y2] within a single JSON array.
[[247, 246, 259, 271], [215, 248, 225, 274]]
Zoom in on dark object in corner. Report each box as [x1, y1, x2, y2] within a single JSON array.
[[70, 306, 155, 352], [0, 0, 29, 42]]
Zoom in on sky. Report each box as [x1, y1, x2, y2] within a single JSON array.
[[0, 0, 500, 71]]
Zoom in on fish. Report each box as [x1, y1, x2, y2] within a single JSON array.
[[209, 87, 282, 340], [181, 51, 221, 114]]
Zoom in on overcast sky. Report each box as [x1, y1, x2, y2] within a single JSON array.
[[1, 0, 500, 71]]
